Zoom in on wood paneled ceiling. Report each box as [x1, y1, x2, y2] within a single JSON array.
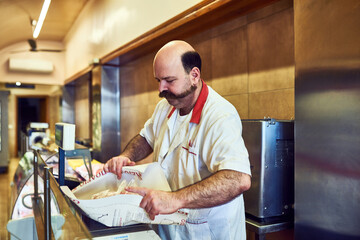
[[0, 0, 88, 50]]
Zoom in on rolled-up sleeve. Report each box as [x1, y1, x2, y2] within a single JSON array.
[[139, 117, 155, 149], [202, 113, 251, 176]]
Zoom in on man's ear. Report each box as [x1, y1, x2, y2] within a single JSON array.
[[190, 67, 201, 82]]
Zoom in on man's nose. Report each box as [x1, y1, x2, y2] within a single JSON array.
[[159, 80, 167, 92]]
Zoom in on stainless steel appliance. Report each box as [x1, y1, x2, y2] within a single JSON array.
[[242, 119, 294, 221]]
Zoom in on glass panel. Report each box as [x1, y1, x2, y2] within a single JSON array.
[[9, 151, 59, 220], [37, 152, 92, 239], [11, 174, 59, 220]]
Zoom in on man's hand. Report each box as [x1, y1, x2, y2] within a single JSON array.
[[126, 186, 183, 220], [104, 156, 135, 179]]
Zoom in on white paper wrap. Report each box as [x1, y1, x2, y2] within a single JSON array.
[[61, 162, 188, 227]]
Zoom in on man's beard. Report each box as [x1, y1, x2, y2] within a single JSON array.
[[159, 84, 197, 100]]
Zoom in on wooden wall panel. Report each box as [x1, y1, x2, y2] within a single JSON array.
[[224, 94, 249, 119], [47, 95, 60, 137], [143, 53, 159, 107], [120, 52, 157, 154], [120, 65, 146, 108], [75, 79, 90, 139], [249, 89, 294, 119], [248, 8, 294, 93], [120, 106, 149, 147], [211, 26, 248, 96]]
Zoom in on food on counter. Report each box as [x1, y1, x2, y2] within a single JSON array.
[[91, 179, 139, 199]]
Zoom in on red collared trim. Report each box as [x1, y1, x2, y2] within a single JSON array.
[[190, 79, 208, 124], [168, 107, 176, 118], [167, 79, 209, 123]]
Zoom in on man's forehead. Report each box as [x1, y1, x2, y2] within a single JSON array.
[[154, 49, 180, 64], [153, 52, 182, 72]]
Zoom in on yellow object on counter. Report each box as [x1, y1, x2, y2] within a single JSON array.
[[67, 159, 102, 169]]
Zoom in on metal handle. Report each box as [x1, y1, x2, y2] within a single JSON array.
[[33, 149, 38, 198], [58, 147, 65, 186], [44, 166, 52, 240]]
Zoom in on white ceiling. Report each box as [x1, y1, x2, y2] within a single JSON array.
[[0, 0, 89, 51]]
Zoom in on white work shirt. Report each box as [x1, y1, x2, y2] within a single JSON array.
[[140, 81, 251, 240]]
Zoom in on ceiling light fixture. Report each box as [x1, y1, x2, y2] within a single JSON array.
[[32, 0, 51, 39]]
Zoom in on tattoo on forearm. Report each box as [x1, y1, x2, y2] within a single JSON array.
[[122, 134, 153, 162]]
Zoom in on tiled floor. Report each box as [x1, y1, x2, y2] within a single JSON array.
[[0, 158, 19, 240]]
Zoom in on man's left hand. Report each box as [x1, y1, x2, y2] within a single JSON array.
[[125, 186, 182, 220]]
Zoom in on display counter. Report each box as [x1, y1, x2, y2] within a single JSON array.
[[7, 150, 160, 239]]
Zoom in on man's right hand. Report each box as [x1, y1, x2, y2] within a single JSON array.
[[104, 156, 136, 179]]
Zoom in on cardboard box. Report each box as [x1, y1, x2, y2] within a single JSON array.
[[61, 163, 188, 227]]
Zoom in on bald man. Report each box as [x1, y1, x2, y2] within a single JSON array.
[[105, 40, 251, 239]]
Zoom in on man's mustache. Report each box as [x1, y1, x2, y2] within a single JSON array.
[[159, 85, 197, 99], [159, 90, 178, 99]]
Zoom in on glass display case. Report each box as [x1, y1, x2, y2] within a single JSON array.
[[7, 150, 92, 239], [8, 150, 159, 239]]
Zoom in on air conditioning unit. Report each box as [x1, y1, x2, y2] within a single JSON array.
[[8, 58, 53, 73]]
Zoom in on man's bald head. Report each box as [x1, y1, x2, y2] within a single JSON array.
[[155, 40, 195, 59], [154, 40, 201, 74]]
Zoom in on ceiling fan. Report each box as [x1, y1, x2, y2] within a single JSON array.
[[11, 39, 64, 53], [27, 39, 64, 52]]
